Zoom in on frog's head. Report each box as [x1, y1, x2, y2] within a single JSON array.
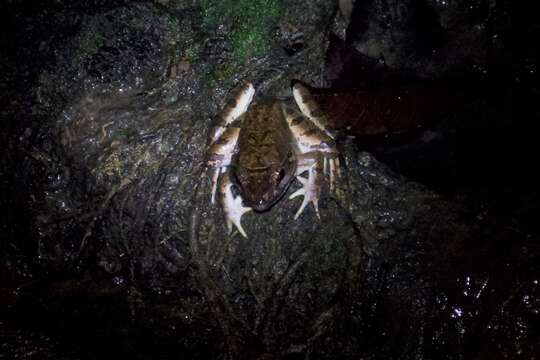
[[231, 153, 297, 212]]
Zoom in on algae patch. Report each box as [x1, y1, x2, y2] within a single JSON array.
[[201, 0, 281, 63]]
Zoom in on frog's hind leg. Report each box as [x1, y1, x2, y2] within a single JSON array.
[[292, 81, 335, 138], [283, 111, 339, 219], [283, 105, 339, 188], [291, 82, 340, 185], [210, 82, 255, 144], [207, 82, 255, 204], [283, 83, 340, 219]]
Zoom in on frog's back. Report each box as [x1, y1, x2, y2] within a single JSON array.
[[236, 101, 292, 169]]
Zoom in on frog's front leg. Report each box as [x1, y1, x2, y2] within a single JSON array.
[[219, 171, 251, 238]]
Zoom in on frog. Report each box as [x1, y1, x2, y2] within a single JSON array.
[[207, 81, 340, 238]]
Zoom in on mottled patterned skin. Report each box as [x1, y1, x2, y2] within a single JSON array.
[[232, 101, 297, 211], [207, 81, 339, 237]]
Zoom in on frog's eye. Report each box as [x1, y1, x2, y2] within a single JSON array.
[[277, 169, 285, 182]]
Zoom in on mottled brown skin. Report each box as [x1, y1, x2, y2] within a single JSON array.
[[231, 101, 297, 211]]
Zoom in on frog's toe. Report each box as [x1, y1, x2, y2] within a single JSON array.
[[323, 157, 340, 191], [210, 168, 220, 204], [289, 173, 321, 220], [329, 158, 337, 190], [226, 216, 249, 238]]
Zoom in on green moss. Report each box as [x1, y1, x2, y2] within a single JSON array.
[[201, 0, 281, 63]]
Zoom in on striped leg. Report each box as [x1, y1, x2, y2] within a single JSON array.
[[283, 103, 339, 185], [292, 81, 335, 138], [207, 82, 255, 204], [292, 82, 340, 184], [210, 82, 254, 144], [207, 126, 240, 203], [283, 93, 339, 219]]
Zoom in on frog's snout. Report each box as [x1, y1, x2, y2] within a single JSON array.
[[245, 192, 274, 212], [242, 187, 283, 212], [251, 200, 270, 212]]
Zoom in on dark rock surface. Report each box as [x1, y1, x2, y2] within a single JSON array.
[[1, 0, 539, 359]]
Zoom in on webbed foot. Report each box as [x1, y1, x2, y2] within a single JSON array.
[[220, 173, 251, 238], [289, 164, 321, 219]]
